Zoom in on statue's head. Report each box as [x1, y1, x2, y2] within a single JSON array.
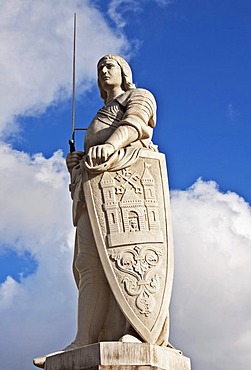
[[97, 54, 135, 102]]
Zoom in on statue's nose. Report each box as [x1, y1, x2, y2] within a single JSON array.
[[101, 66, 108, 74]]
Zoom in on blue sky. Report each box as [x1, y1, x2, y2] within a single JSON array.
[[0, 1, 250, 370]]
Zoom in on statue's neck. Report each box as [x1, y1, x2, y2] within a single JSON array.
[[106, 87, 124, 104]]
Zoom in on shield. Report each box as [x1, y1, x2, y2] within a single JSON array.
[[82, 149, 174, 343]]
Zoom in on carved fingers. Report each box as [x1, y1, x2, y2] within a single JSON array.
[[86, 143, 115, 167], [66, 151, 85, 172]]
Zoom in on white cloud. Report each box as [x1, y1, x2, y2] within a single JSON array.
[[107, 0, 174, 29], [0, 0, 130, 137], [0, 144, 77, 370], [0, 144, 70, 250], [170, 179, 251, 370], [0, 276, 20, 309], [108, 0, 142, 29], [155, 0, 174, 7]]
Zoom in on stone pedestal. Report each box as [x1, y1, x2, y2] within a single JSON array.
[[44, 342, 191, 370]]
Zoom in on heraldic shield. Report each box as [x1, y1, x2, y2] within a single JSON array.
[[82, 149, 174, 343]]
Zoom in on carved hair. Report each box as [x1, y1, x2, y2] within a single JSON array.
[[97, 54, 136, 103]]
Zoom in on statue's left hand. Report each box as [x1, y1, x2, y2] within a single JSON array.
[[66, 151, 85, 173], [86, 143, 115, 167]]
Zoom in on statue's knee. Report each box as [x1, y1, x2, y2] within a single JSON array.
[[74, 252, 98, 273], [74, 253, 87, 273]]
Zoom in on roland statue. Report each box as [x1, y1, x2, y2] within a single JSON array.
[[34, 55, 181, 368]]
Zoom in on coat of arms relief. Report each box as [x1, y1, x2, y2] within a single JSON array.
[[97, 158, 167, 324]]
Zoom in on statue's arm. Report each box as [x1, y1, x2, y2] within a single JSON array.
[[66, 151, 85, 175], [86, 89, 156, 166], [106, 88, 156, 149], [86, 123, 138, 167], [66, 151, 85, 194]]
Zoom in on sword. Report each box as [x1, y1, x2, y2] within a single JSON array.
[[69, 12, 87, 153], [69, 12, 77, 153]]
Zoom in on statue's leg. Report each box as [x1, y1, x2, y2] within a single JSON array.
[[75, 253, 110, 345], [73, 208, 111, 346], [100, 292, 142, 342], [98, 286, 128, 341]]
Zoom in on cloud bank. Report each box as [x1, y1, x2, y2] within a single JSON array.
[[170, 179, 251, 370], [0, 144, 76, 369]]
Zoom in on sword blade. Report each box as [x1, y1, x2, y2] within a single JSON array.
[[70, 12, 77, 152]]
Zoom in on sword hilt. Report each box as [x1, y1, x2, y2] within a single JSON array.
[[69, 139, 76, 153]]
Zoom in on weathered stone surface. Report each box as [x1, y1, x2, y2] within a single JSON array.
[[64, 55, 173, 347], [34, 55, 191, 370], [45, 342, 191, 370]]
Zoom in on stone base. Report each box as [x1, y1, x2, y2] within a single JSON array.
[[44, 342, 191, 370]]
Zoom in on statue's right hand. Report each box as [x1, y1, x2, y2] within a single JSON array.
[[66, 151, 85, 172]]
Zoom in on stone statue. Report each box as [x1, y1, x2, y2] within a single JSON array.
[[34, 55, 175, 368]]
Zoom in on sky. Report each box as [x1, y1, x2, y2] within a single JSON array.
[[0, 1, 250, 370]]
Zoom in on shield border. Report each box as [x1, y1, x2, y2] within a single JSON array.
[[83, 150, 174, 343]]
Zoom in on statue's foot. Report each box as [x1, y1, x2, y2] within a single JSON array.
[[33, 351, 64, 368], [119, 334, 142, 343], [33, 342, 82, 368]]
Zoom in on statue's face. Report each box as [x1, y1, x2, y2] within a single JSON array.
[[98, 58, 122, 92]]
